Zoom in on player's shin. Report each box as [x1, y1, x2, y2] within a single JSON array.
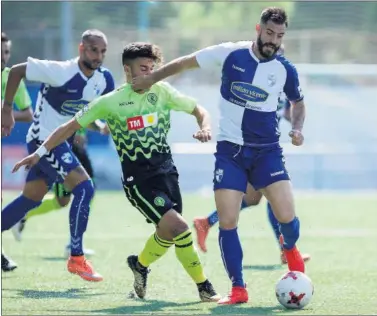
[[219, 227, 244, 287], [173, 230, 207, 284], [138, 232, 173, 268], [267, 202, 281, 246], [1, 195, 41, 232], [280, 217, 305, 273], [69, 180, 94, 256]]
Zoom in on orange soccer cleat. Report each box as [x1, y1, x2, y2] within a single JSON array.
[[67, 255, 103, 282], [193, 217, 211, 253]]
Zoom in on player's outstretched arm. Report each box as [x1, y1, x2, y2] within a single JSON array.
[[1, 63, 27, 135], [13, 78, 34, 123], [13, 108, 33, 123], [191, 105, 212, 143], [132, 53, 200, 91], [289, 100, 306, 146], [12, 118, 82, 173]]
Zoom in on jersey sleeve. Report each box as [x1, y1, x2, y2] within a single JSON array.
[[75, 95, 111, 128], [195, 41, 250, 71], [162, 82, 196, 114], [282, 61, 304, 102], [13, 79, 32, 110], [25, 57, 71, 87], [101, 69, 115, 96]]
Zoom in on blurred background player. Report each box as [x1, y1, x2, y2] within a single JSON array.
[[11, 125, 109, 258], [1, 29, 114, 281], [1, 31, 33, 272], [193, 47, 310, 265], [12, 42, 221, 302]]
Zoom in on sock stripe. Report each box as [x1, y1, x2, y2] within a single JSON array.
[[155, 233, 174, 245], [175, 241, 193, 248], [174, 231, 192, 242], [154, 234, 173, 248]]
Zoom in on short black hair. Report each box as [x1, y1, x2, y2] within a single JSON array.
[[2, 32, 10, 43], [81, 29, 107, 44], [260, 7, 288, 27], [122, 42, 163, 66]]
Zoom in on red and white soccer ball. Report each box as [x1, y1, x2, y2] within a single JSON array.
[[275, 271, 314, 309]]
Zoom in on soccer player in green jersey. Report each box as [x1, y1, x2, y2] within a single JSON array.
[[12, 42, 221, 302], [1, 32, 33, 272]]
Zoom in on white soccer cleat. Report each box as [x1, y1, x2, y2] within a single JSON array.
[[64, 244, 96, 259], [11, 218, 27, 242]]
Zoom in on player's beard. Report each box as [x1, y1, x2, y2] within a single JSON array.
[[257, 35, 280, 59], [82, 59, 101, 71]]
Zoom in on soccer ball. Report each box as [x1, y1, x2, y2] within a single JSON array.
[[275, 271, 314, 309]]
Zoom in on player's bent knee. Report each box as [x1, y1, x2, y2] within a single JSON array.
[[157, 209, 189, 240], [22, 180, 49, 202], [64, 166, 91, 192], [56, 196, 71, 208]]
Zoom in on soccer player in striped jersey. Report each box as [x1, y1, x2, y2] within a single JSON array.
[[1, 29, 114, 281], [132, 7, 308, 304], [192, 46, 311, 265]]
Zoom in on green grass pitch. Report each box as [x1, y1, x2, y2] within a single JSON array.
[[2, 191, 377, 315]]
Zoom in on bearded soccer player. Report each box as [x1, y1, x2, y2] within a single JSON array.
[[192, 45, 310, 266], [131, 7, 307, 304], [12, 42, 221, 302], [1, 31, 33, 272], [1, 29, 114, 281]]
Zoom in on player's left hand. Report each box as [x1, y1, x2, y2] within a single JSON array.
[[193, 129, 211, 142], [289, 129, 304, 146], [12, 153, 40, 173], [1, 106, 15, 137]]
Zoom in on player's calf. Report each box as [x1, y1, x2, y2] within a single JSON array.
[[261, 180, 305, 273]]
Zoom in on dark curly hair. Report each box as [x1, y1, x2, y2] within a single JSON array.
[[260, 7, 288, 27], [122, 42, 163, 66]]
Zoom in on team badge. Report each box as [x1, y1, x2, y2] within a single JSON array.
[[215, 169, 224, 183], [147, 93, 158, 105], [267, 73, 276, 87]]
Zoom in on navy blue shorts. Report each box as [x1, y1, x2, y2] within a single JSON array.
[[26, 140, 80, 187], [213, 141, 290, 193]]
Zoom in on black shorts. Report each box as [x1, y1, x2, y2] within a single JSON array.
[[54, 144, 94, 198], [122, 172, 182, 225]]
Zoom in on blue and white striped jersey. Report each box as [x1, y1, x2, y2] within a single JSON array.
[[25, 57, 114, 142], [195, 41, 303, 146]]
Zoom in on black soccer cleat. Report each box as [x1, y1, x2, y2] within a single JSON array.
[[127, 255, 150, 299], [2, 253, 17, 272], [197, 279, 221, 302]]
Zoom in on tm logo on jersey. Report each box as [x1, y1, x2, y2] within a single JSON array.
[[231, 82, 269, 103], [127, 112, 158, 131], [61, 100, 89, 116]]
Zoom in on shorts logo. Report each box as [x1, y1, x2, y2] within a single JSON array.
[[127, 112, 158, 131], [215, 169, 224, 183], [147, 93, 158, 105], [61, 152, 73, 164], [154, 196, 165, 207], [270, 170, 284, 177]]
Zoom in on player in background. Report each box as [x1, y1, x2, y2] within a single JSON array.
[[12, 42, 221, 302], [11, 125, 108, 259], [131, 7, 307, 304], [1, 29, 114, 282], [193, 46, 310, 265], [1, 32, 33, 272]]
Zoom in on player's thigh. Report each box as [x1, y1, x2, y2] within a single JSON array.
[[122, 174, 182, 227], [243, 183, 263, 206], [22, 179, 50, 202], [259, 180, 295, 223]]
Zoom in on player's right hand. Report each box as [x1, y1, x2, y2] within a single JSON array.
[[131, 74, 155, 92], [193, 129, 212, 142], [1, 106, 15, 137], [12, 153, 40, 173]]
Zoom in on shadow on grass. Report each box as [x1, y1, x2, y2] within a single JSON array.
[[2, 287, 105, 300], [40, 256, 66, 262], [243, 264, 284, 271]]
